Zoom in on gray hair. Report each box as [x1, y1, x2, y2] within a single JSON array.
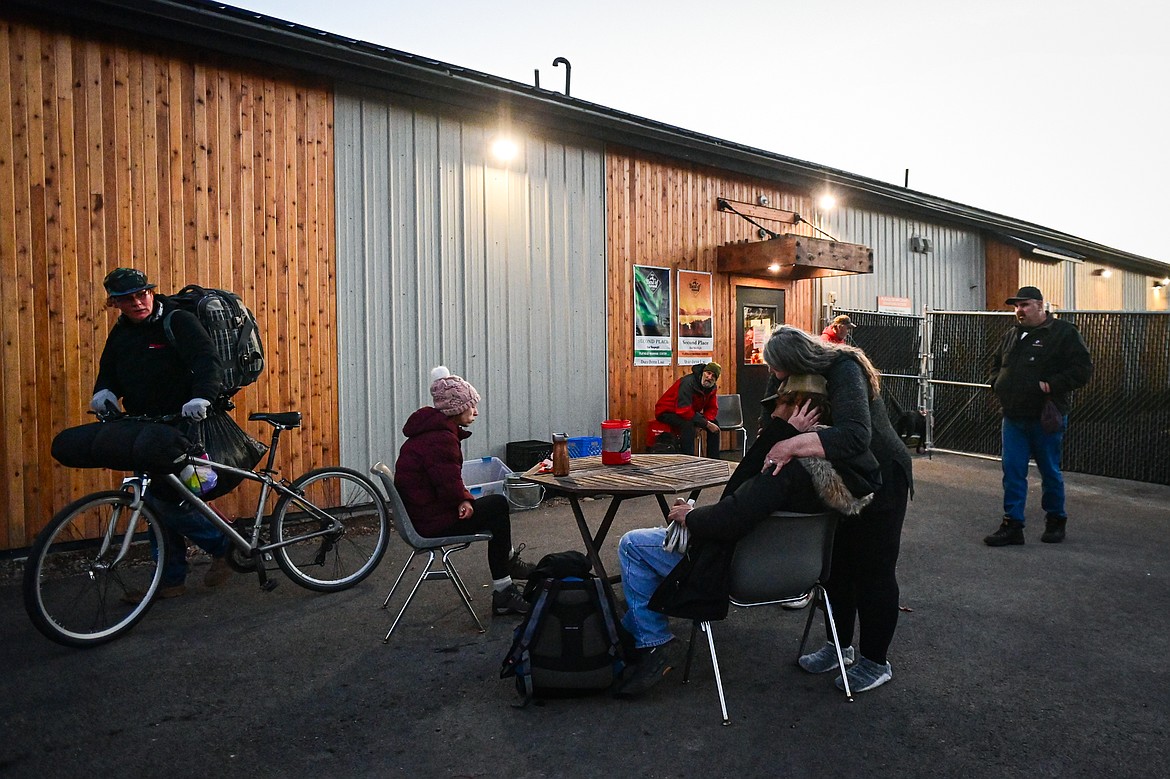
[[762, 325, 881, 398]]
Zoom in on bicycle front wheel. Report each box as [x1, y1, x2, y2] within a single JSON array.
[[23, 491, 166, 648], [271, 467, 389, 591]]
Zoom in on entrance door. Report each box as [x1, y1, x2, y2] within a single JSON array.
[[735, 286, 785, 446]]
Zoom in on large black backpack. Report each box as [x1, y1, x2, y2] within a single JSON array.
[[500, 551, 625, 705], [164, 285, 264, 399]]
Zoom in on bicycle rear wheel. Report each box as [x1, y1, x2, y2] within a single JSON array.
[[23, 490, 166, 648], [271, 467, 389, 591]]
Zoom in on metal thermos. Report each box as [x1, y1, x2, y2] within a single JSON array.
[[552, 433, 570, 476]]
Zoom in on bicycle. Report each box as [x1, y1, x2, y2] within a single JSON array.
[[23, 410, 390, 648]]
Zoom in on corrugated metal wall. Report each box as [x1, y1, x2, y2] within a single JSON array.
[[809, 208, 986, 315], [334, 90, 608, 470], [1020, 258, 1069, 308]]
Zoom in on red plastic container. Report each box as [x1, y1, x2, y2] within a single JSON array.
[[601, 419, 632, 465]]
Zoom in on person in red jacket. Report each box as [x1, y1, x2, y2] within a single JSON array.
[[394, 366, 534, 615], [821, 314, 856, 344], [654, 362, 721, 457]]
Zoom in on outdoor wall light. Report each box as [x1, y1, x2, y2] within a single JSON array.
[[1091, 268, 1112, 278], [1155, 277, 1169, 289], [490, 136, 518, 162], [818, 193, 837, 210], [767, 263, 781, 273]]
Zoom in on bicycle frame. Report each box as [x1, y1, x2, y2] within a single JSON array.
[[150, 456, 345, 558]]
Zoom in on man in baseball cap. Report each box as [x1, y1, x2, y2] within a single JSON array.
[[984, 285, 1093, 547], [821, 314, 856, 344]]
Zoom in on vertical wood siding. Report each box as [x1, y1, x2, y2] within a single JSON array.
[[334, 90, 609, 470], [604, 148, 823, 450], [0, 19, 336, 550]]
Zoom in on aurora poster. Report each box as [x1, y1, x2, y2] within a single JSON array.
[[677, 270, 713, 366], [633, 265, 672, 366]]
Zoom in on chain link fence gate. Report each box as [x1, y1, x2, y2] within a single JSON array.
[[833, 309, 1170, 486]]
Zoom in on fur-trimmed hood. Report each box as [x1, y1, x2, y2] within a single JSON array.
[[797, 456, 874, 515]]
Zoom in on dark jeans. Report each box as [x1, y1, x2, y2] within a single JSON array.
[[822, 465, 909, 665], [452, 493, 514, 579], [658, 412, 721, 458], [145, 493, 230, 586]]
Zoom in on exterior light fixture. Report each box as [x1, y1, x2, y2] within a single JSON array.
[[490, 136, 518, 162], [1155, 277, 1170, 289], [818, 193, 836, 210], [1091, 268, 1112, 278], [767, 263, 781, 273]]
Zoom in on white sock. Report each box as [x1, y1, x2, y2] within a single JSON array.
[[493, 577, 513, 592]]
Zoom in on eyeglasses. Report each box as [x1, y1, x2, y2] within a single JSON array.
[[111, 290, 152, 305]]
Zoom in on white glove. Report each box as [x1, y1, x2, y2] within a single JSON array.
[[90, 389, 122, 414], [181, 398, 212, 420]]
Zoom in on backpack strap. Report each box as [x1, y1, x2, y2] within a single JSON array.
[[590, 578, 623, 661], [505, 579, 560, 708]]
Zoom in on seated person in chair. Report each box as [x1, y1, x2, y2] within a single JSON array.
[[395, 366, 536, 616], [616, 375, 875, 697], [654, 362, 722, 457]]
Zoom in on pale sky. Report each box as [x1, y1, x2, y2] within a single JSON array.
[[238, 0, 1168, 265]]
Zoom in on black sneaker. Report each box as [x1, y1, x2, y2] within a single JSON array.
[[1041, 514, 1067, 543], [984, 516, 1025, 546], [491, 584, 530, 616], [506, 544, 536, 580], [614, 640, 676, 698]]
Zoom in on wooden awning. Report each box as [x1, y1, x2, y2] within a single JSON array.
[[717, 233, 873, 281]]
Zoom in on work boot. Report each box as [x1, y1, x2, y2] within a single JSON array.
[[1041, 513, 1067, 543], [984, 516, 1025, 546], [121, 583, 187, 604], [204, 555, 232, 587], [614, 640, 677, 698]]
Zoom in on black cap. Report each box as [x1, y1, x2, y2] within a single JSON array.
[[103, 268, 156, 297], [1005, 286, 1043, 305]]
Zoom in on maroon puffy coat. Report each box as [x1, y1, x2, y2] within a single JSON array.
[[394, 406, 473, 537]]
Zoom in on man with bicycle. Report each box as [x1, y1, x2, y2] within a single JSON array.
[[91, 268, 233, 601]]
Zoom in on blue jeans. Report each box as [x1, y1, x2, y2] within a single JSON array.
[[618, 527, 682, 649], [145, 493, 230, 586], [1001, 416, 1067, 525]]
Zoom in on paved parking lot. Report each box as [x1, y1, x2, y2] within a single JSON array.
[[1, 452, 1167, 778]]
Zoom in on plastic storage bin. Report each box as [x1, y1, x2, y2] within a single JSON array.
[[505, 439, 553, 473], [566, 436, 602, 458], [462, 456, 513, 498]]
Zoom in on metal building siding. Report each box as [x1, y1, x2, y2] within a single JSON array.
[[335, 90, 608, 470], [811, 207, 985, 314], [1019, 258, 1068, 308]]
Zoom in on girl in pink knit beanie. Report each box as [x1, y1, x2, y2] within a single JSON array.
[[394, 366, 534, 616]]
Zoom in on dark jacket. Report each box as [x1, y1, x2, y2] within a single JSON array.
[[988, 314, 1093, 418], [94, 297, 223, 416], [394, 407, 473, 537], [757, 357, 914, 499], [655, 364, 719, 424]]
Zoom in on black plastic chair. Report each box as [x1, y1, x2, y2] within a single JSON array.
[[715, 394, 748, 459], [682, 510, 853, 724], [370, 462, 492, 641]]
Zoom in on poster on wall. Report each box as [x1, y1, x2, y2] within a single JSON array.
[[742, 305, 777, 365], [677, 270, 714, 366], [633, 265, 672, 366]]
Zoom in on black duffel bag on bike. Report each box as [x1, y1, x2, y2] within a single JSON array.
[[51, 419, 193, 474]]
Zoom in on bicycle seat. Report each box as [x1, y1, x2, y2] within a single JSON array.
[[249, 411, 302, 429]]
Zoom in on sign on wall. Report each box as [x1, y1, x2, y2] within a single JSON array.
[[633, 265, 672, 366], [742, 305, 776, 365], [677, 270, 713, 366]]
